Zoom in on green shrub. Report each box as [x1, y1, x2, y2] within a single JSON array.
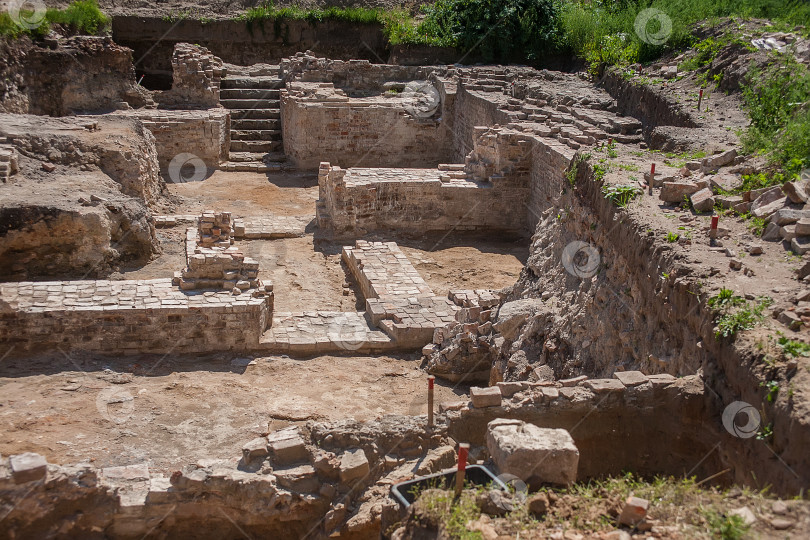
[[1, 0, 108, 38], [47, 0, 110, 34], [418, 0, 565, 63]]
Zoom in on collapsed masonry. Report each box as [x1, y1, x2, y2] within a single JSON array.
[[175, 212, 267, 295]]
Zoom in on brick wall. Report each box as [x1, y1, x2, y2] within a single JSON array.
[[281, 82, 453, 170], [452, 86, 512, 161], [109, 109, 230, 169], [0, 279, 272, 355], [317, 161, 527, 236]]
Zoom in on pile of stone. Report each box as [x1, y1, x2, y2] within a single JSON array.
[[198, 211, 233, 248], [174, 211, 267, 295], [422, 290, 505, 382], [179, 246, 262, 294]]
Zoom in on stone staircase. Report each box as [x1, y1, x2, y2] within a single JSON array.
[[219, 75, 288, 172]]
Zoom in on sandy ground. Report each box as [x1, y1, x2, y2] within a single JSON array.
[[1, 169, 526, 471], [0, 351, 467, 473]]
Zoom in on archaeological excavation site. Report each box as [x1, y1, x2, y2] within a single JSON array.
[[2, 0, 810, 538]]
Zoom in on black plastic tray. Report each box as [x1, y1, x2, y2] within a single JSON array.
[[390, 464, 508, 508]]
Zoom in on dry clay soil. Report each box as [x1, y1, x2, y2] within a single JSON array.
[[0, 169, 526, 473]]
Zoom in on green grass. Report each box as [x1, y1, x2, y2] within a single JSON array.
[[1, 0, 109, 38], [741, 55, 810, 183], [561, 0, 810, 74], [236, 1, 428, 45]]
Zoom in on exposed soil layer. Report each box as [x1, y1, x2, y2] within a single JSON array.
[[0, 351, 464, 473]]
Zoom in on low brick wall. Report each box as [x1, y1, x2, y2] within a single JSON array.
[[281, 83, 453, 170], [317, 164, 528, 236], [106, 109, 230, 170], [0, 278, 272, 355]]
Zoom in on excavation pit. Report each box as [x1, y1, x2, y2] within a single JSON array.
[[2, 15, 810, 539]]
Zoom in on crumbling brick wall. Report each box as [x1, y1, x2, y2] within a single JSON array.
[[281, 82, 454, 170], [156, 43, 225, 109], [0, 279, 272, 355], [109, 109, 230, 170]]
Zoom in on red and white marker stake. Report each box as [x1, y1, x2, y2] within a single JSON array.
[[427, 376, 435, 428], [649, 163, 656, 194], [698, 89, 704, 111], [710, 215, 719, 239], [455, 443, 470, 497]]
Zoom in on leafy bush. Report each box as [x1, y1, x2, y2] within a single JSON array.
[[419, 0, 565, 63]]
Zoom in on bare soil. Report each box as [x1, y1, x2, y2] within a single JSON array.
[[0, 351, 464, 473]]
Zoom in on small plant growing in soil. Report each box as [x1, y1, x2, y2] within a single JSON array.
[[704, 511, 750, 540], [708, 288, 745, 309], [602, 185, 640, 207], [757, 422, 774, 441], [777, 336, 810, 358], [666, 232, 679, 243], [761, 380, 780, 402], [713, 297, 773, 339]]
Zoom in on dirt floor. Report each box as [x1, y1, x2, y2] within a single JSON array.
[[0, 351, 467, 473]]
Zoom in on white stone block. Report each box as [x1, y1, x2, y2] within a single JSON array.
[[486, 419, 579, 485]]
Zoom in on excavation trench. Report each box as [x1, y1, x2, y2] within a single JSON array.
[[1, 36, 808, 538]]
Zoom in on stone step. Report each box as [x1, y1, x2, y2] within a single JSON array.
[[231, 118, 281, 130], [220, 77, 283, 90], [220, 99, 280, 110], [225, 108, 281, 120], [219, 161, 289, 173], [230, 140, 283, 153], [228, 151, 286, 163], [231, 129, 282, 142], [233, 215, 310, 238], [220, 88, 281, 100], [259, 311, 398, 355]]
